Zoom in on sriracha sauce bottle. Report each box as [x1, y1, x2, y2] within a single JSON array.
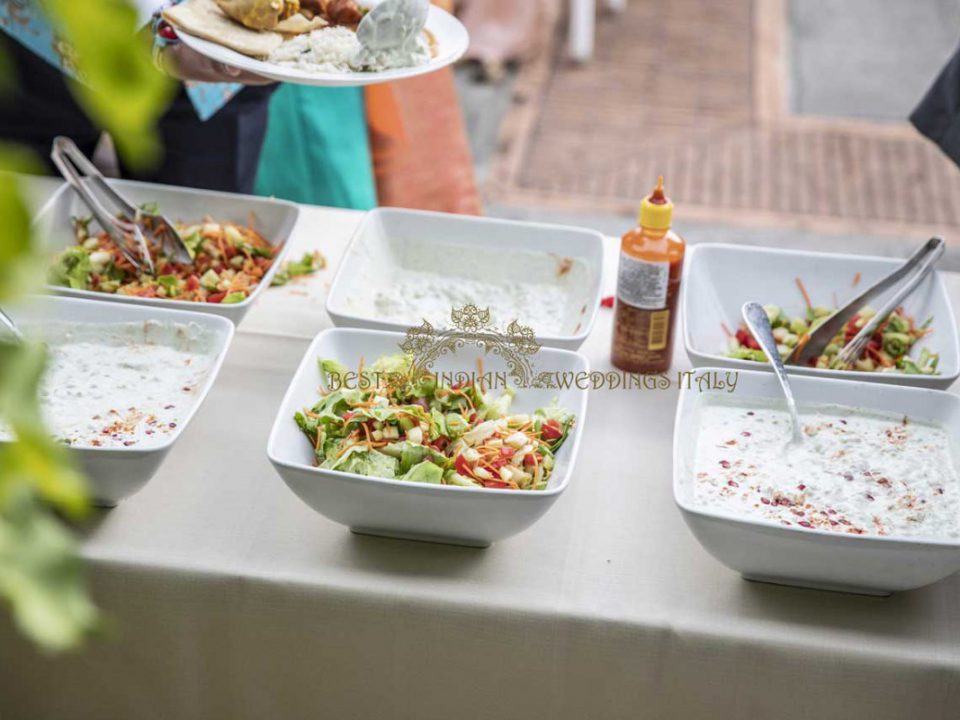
[[611, 176, 685, 373]]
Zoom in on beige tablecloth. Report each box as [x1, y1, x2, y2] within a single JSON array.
[[2, 192, 959, 719]]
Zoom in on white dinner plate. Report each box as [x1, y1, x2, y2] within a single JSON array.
[[177, 4, 469, 87]]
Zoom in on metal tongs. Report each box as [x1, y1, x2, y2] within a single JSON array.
[[49, 137, 193, 274], [786, 236, 945, 368]]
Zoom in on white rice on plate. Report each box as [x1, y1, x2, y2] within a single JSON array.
[[267, 25, 430, 73]]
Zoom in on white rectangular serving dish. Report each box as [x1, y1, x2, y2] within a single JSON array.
[[325, 208, 604, 350], [674, 367, 960, 595], [4, 296, 234, 506], [267, 327, 589, 547], [681, 243, 960, 389], [34, 179, 299, 324]]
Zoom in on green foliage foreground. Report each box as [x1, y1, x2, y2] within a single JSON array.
[[0, 0, 173, 651]]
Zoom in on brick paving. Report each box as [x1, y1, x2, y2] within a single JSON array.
[[486, 0, 960, 238]]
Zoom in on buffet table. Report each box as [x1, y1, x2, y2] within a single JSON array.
[[2, 190, 959, 719]]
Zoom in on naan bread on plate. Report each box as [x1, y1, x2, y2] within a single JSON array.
[[163, 0, 283, 58]]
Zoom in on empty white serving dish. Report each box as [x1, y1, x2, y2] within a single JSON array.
[[34, 179, 299, 323], [681, 243, 960, 389], [674, 367, 960, 595], [267, 327, 589, 547], [3, 296, 234, 506], [325, 208, 604, 350]]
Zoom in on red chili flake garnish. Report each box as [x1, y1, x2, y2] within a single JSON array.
[[827, 508, 837, 515], [865, 493, 874, 501], [760, 497, 771, 505], [842, 472, 854, 482], [791, 508, 805, 516], [781, 520, 792, 526], [797, 484, 806, 491], [169, 422, 177, 429], [727, 479, 739, 488], [123, 440, 136, 446], [839, 518, 851, 526], [600, 295, 615, 309], [798, 520, 813, 528], [741, 431, 751, 437], [719, 460, 731, 469]]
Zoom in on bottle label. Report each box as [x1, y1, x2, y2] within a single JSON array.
[[617, 253, 669, 309]]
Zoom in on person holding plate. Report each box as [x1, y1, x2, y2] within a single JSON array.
[[0, 0, 275, 193]]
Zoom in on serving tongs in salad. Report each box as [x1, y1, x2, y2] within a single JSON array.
[[786, 236, 945, 367], [50, 137, 193, 274]]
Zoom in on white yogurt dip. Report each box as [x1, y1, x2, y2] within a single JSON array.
[[692, 399, 960, 539], [337, 236, 591, 335], [0, 321, 217, 449]]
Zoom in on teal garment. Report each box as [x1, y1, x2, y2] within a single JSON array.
[[255, 85, 376, 210]]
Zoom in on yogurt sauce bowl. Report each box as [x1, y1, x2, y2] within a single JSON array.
[[1, 297, 234, 506], [674, 367, 960, 595]]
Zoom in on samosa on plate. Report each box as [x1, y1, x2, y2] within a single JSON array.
[[216, 0, 327, 33]]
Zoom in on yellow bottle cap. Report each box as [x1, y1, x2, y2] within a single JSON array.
[[639, 176, 673, 230]]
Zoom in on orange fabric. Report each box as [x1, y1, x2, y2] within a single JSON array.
[[365, 0, 481, 215]]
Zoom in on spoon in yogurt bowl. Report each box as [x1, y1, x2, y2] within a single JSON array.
[[0, 306, 23, 344], [742, 301, 804, 446]]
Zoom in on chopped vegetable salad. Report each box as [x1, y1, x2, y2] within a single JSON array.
[[49, 214, 278, 304], [728, 303, 938, 374], [294, 354, 575, 490]]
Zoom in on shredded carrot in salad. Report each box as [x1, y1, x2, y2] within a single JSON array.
[[293, 354, 575, 490], [49, 210, 278, 304]]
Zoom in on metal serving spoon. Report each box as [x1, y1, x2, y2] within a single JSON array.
[[786, 237, 944, 366], [743, 302, 804, 445], [356, 0, 429, 54], [0, 306, 23, 343]]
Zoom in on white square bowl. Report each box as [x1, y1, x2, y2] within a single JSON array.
[[325, 208, 604, 350], [34, 179, 299, 324], [681, 243, 960, 389], [674, 367, 960, 595], [267, 328, 590, 547], [4, 296, 234, 506]]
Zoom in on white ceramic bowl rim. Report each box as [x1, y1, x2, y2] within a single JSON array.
[[3, 295, 235, 455], [35, 180, 298, 311], [681, 243, 960, 383], [674, 366, 960, 550], [324, 208, 605, 344]]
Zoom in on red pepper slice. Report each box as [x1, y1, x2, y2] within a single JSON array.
[[600, 295, 615, 309], [454, 454, 472, 477], [207, 291, 227, 303], [541, 419, 563, 441]]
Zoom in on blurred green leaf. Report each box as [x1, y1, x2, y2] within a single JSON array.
[[0, 148, 44, 301], [41, 0, 175, 167], [0, 488, 100, 653], [0, 342, 89, 517]]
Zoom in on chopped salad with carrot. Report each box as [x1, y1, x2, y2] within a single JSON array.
[[727, 278, 938, 374], [293, 354, 575, 490], [49, 212, 278, 304]]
